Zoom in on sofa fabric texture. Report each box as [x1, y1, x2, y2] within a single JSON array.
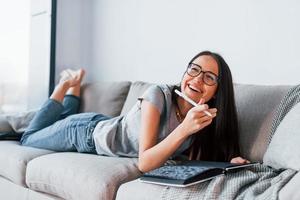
[[5, 111, 36, 133], [279, 171, 300, 200], [120, 81, 154, 115], [80, 82, 131, 117], [233, 84, 291, 161], [0, 141, 52, 186], [26, 153, 141, 200], [263, 102, 300, 170], [0, 115, 13, 132], [0, 177, 62, 200], [116, 179, 163, 200]]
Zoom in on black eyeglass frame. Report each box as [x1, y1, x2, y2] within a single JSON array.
[[186, 63, 219, 86]]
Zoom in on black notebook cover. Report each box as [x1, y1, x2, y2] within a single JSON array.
[[139, 160, 259, 187]]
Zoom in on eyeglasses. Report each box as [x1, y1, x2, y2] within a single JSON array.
[[186, 63, 219, 86]]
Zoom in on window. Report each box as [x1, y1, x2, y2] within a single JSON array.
[[0, 0, 55, 114], [0, 0, 31, 113]]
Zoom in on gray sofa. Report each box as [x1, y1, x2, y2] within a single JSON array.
[[0, 81, 299, 200]]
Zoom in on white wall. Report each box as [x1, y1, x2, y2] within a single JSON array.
[[56, 0, 300, 85], [56, 0, 94, 82]]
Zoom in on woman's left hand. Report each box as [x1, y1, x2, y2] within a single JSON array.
[[230, 156, 250, 164]]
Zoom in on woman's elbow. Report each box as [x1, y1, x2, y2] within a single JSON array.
[[138, 155, 157, 173], [138, 158, 149, 173]]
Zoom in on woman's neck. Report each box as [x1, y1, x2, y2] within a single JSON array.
[[176, 97, 192, 118]]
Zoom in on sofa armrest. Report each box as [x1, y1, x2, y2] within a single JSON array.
[[279, 172, 300, 199]]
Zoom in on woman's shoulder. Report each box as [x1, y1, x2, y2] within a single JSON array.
[[146, 84, 176, 96], [139, 84, 176, 113]]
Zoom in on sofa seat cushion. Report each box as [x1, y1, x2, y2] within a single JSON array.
[[116, 179, 164, 200], [0, 141, 53, 186], [0, 176, 63, 200], [26, 152, 141, 200]]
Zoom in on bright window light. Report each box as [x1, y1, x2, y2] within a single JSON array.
[[0, 0, 31, 113]]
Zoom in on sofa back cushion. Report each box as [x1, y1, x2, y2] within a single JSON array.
[[83, 81, 291, 163], [80, 81, 131, 117], [120, 82, 291, 162], [120, 81, 154, 115], [234, 84, 292, 162]]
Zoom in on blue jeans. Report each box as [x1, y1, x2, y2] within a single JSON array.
[[20, 95, 110, 153]]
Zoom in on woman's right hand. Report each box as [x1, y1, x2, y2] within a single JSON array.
[[180, 99, 217, 136]]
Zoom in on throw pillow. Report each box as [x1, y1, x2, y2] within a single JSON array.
[[5, 110, 36, 133], [263, 102, 300, 170]]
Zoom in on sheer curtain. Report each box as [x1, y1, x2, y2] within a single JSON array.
[[0, 0, 54, 114], [0, 0, 30, 113]]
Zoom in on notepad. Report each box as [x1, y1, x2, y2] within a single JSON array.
[[139, 160, 260, 187]]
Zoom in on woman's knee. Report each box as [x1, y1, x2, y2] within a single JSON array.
[[19, 130, 33, 146]]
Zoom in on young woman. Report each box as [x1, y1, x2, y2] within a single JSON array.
[[21, 51, 249, 173]]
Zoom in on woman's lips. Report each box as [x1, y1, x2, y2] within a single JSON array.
[[188, 84, 202, 93]]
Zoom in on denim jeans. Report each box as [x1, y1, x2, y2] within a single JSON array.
[[20, 95, 110, 153]]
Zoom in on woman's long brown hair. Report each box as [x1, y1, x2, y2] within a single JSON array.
[[172, 51, 240, 161]]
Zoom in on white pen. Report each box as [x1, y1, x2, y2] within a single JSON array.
[[175, 89, 212, 117]]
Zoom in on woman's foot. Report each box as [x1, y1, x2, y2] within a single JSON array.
[[50, 68, 85, 102], [59, 68, 85, 87]]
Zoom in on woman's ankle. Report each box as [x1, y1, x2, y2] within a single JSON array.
[[66, 85, 81, 97], [50, 81, 70, 102]]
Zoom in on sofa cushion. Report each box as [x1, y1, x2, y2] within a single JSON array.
[[26, 152, 141, 200], [234, 84, 291, 162], [0, 176, 62, 200], [279, 171, 300, 200], [0, 141, 53, 186], [116, 179, 163, 200], [120, 81, 154, 115], [0, 115, 13, 132], [80, 81, 131, 117], [5, 110, 36, 133], [263, 103, 300, 170]]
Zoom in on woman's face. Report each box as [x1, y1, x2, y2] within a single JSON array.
[[181, 55, 219, 103]]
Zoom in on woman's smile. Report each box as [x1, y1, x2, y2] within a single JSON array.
[[184, 82, 205, 102], [187, 83, 202, 93]]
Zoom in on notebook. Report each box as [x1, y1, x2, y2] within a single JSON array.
[[139, 160, 260, 187]]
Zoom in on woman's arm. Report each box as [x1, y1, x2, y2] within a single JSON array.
[[138, 100, 187, 172], [138, 100, 216, 173]]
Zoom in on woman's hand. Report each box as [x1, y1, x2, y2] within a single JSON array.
[[180, 98, 217, 136], [230, 156, 250, 164]]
